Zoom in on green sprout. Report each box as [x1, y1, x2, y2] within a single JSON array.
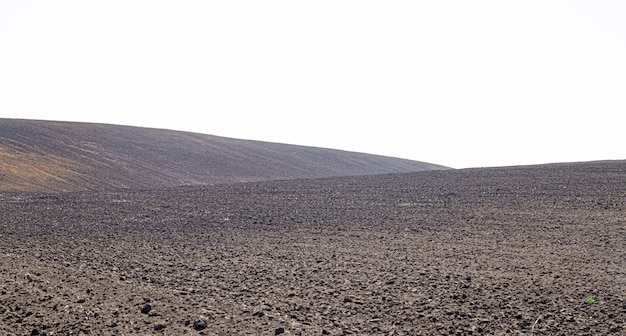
[[584, 296, 597, 303]]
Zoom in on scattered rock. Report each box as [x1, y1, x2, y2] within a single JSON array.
[[275, 327, 285, 335], [154, 323, 166, 331]]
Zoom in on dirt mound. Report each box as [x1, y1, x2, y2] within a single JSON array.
[[0, 119, 447, 192], [1, 160, 624, 335]]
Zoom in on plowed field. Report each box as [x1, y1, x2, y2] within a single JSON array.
[[1, 161, 625, 335]]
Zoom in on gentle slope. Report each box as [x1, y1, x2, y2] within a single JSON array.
[[0, 119, 447, 192]]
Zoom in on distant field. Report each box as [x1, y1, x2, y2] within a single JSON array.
[[1, 160, 624, 335], [0, 119, 447, 192]]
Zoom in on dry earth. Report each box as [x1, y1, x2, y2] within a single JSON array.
[[1, 160, 625, 335], [0, 119, 446, 192]]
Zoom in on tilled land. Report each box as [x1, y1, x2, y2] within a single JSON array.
[[1, 161, 625, 335]]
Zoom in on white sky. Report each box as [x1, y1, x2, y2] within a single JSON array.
[[1, 1, 625, 168]]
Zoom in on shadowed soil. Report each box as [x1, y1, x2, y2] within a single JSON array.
[[1, 160, 625, 335]]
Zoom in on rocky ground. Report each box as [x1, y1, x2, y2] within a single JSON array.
[[1, 161, 625, 335]]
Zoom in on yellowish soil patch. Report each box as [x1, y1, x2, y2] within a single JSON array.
[[0, 147, 87, 192]]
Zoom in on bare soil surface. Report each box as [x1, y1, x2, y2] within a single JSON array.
[[1, 160, 625, 335], [0, 119, 446, 192]]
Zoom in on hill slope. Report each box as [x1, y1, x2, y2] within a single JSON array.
[[0, 119, 447, 192]]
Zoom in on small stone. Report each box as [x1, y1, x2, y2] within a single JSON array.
[[30, 329, 39, 336], [275, 327, 285, 335], [322, 330, 330, 335], [193, 320, 207, 330], [141, 304, 152, 314], [154, 324, 166, 331]]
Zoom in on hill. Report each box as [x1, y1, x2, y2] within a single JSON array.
[[0, 119, 447, 192]]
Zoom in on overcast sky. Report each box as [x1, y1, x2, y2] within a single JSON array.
[[1, 1, 624, 168]]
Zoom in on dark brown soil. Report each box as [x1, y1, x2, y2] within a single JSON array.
[[0, 119, 446, 192], [1, 160, 625, 335]]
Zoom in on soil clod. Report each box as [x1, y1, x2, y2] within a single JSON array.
[[141, 304, 152, 314], [193, 320, 207, 330]]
